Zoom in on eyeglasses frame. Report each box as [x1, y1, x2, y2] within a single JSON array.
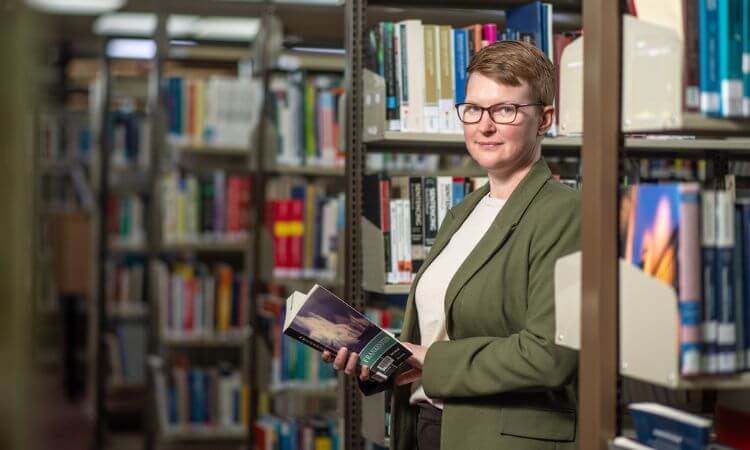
[[454, 101, 545, 125]]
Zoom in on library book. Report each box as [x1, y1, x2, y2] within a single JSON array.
[[283, 285, 412, 382]]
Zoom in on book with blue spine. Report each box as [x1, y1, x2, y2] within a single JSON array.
[[732, 203, 746, 370], [629, 402, 711, 450], [699, 0, 721, 115], [505, 1, 545, 51], [718, 0, 744, 117], [283, 285, 412, 383], [739, 200, 750, 368], [715, 191, 737, 373], [453, 28, 469, 131], [743, 0, 750, 116]]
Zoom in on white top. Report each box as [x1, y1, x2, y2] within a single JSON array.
[[410, 193, 506, 408]]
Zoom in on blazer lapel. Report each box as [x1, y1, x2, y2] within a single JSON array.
[[442, 160, 553, 333]]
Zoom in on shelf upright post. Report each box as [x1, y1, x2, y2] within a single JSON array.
[[344, 0, 367, 448], [144, 6, 168, 450], [249, 1, 277, 444], [580, 0, 622, 448], [92, 38, 113, 450]]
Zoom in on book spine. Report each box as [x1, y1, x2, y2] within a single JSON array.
[[423, 25, 440, 133], [702, 190, 719, 373], [436, 176, 453, 228], [700, 0, 722, 115], [719, 0, 744, 117], [423, 177, 438, 250], [685, 0, 702, 112], [438, 25, 455, 133], [733, 205, 746, 370], [743, 0, 750, 116], [716, 191, 737, 373], [678, 185, 703, 376], [402, 20, 425, 132], [409, 177, 425, 272]]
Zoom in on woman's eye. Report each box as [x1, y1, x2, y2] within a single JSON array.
[[496, 106, 514, 115], [467, 105, 482, 113]]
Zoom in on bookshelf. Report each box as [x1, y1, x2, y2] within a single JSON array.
[[89, 42, 159, 448], [344, 1, 748, 450], [246, 14, 348, 448], [142, 11, 260, 450]]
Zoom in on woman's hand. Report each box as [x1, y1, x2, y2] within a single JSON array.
[[322, 347, 370, 381], [394, 342, 428, 386]]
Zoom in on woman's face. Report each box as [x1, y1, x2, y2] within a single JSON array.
[[462, 72, 551, 174]]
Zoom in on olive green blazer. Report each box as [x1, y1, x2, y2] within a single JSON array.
[[381, 159, 581, 450]]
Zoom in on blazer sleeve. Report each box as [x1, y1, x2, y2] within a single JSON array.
[[420, 196, 580, 398]]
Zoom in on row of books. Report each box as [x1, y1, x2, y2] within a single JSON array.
[[107, 194, 145, 245], [154, 358, 247, 430], [111, 111, 151, 170], [258, 293, 404, 388], [152, 260, 251, 338], [38, 112, 91, 163], [635, 158, 708, 182], [266, 179, 345, 280], [629, 0, 750, 118], [364, 2, 565, 135], [364, 174, 488, 284], [106, 322, 147, 386], [161, 170, 251, 244], [166, 76, 261, 149], [269, 73, 345, 169], [258, 295, 337, 387], [366, 153, 441, 173], [621, 183, 750, 376], [106, 259, 146, 316], [254, 415, 340, 450]]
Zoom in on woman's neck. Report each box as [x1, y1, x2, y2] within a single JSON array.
[[486, 149, 541, 200]]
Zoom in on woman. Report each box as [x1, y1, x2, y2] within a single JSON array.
[[324, 40, 580, 450]]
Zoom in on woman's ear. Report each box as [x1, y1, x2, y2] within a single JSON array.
[[538, 105, 555, 135]]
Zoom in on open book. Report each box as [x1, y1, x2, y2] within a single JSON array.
[[283, 284, 412, 382]]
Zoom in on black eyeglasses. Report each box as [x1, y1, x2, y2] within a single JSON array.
[[455, 102, 544, 124]]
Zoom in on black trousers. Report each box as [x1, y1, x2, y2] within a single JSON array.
[[416, 403, 443, 450]]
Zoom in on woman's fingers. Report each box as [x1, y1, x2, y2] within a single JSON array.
[[344, 351, 359, 375], [395, 368, 422, 386], [322, 350, 333, 363], [359, 365, 370, 381], [332, 347, 349, 370]]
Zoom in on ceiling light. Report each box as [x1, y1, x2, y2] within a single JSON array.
[[192, 17, 261, 42], [106, 38, 155, 59], [94, 12, 155, 36], [26, 0, 126, 14], [94, 13, 199, 38]]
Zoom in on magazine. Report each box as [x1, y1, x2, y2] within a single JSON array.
[[283, 284, 412, 382]]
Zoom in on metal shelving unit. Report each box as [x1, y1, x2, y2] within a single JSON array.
[[344, 0, 748, 449]]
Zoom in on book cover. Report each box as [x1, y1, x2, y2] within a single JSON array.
[[622, 184, 703, 375], [283, 285, 412, 382], [629, 402, 711, 450], [506, 1, 545, 51]]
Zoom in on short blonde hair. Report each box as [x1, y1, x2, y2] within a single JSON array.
[[466, 40, 554, 106]]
